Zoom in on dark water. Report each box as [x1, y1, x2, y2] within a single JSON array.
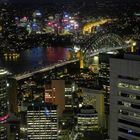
[[0, 46, 71, 74]]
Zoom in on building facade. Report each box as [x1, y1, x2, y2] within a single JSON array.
[[77, 105, 98, 133], [82, 88, 105, 129], [45, 80, 65, 116], [0, 69, 9, 140], [27, 103, 58, 140], [110, 54, 140, 140]]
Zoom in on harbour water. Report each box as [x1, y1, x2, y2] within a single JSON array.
[[0, 46, 71, 74]]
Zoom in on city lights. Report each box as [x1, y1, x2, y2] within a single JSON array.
[[0, 1, 140, 140]]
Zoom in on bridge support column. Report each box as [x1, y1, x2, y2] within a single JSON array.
[[131, 45, 134, 53], [80, 58, 84, 69], [76, 50, 84, 69]]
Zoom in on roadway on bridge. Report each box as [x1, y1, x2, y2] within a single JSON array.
[[14, 59, 78, 81]]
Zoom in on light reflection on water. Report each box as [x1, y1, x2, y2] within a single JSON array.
[[0, 46, 71, 74]]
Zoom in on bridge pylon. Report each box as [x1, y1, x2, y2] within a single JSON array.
[[76, 50, 84, 69], [131, 41, 136, 53], [80, 57, 84, 69]]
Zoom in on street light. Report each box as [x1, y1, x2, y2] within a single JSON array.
[[125, 39, 136, 53], [132, 42, 136, 46], [131, 41, 136, 53]]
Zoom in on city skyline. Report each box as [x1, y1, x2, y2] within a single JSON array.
[[0, 0, 140, 139]]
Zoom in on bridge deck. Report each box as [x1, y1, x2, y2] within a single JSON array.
[[14, 59, 78, 81]]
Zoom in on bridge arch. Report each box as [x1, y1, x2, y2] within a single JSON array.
[[83, 33, 126, 54], [79, 33, 128, 68]]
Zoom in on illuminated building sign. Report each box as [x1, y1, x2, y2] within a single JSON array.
[[0, 115, 9, 122]]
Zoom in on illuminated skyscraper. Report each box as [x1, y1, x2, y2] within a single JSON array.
[[27, 103, 58, 140], [45, 80, 65, 116], [64, 84, 73, 109], [65, 82, 78, 110], [0, 69, 9, 140], [110, 54, 140, 140], [82, 88, 105, 129], [77, 105, 98, 133]]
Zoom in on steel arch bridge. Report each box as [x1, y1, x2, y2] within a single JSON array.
[[14, 33, 130, 80], [74, 33, 129, 68], [82, 33, 127, 54]]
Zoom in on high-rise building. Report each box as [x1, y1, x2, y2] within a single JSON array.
[[65, 84, 73, 109], [98, 53, 117, 131], [99, 53, 117, 97], [45, 80, 79, 115], [58, 110, 74, 140], [77, 105, 98, 133], [110, 54, 140, 140], [65, 82, 78, 110], [27, 103, 58, 140], [82, 88, 105, 129], [99, 53, 111, 91], [7, 78, 18, 114], [45, 80, 65, 116], [0, 69, 9, 140]]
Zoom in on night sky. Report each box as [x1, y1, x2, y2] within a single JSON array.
[[6, 0, 140, 4]]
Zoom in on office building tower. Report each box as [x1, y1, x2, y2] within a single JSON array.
[[98, 53, 117, 132], [7, 78, 18, 114], [58, 110, 74, 140], [98, 53, 118, 118], [27, 103, 58, 140], [65, 84, 73, 109], [77, 105, 98, 133], [0, 69, 9, 140], [65, 82, 78, 110], [99, 53, 111, 91], [110, 54, 140, 140], [45, 80, 65, 116], [82, 88, 105, 129]]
